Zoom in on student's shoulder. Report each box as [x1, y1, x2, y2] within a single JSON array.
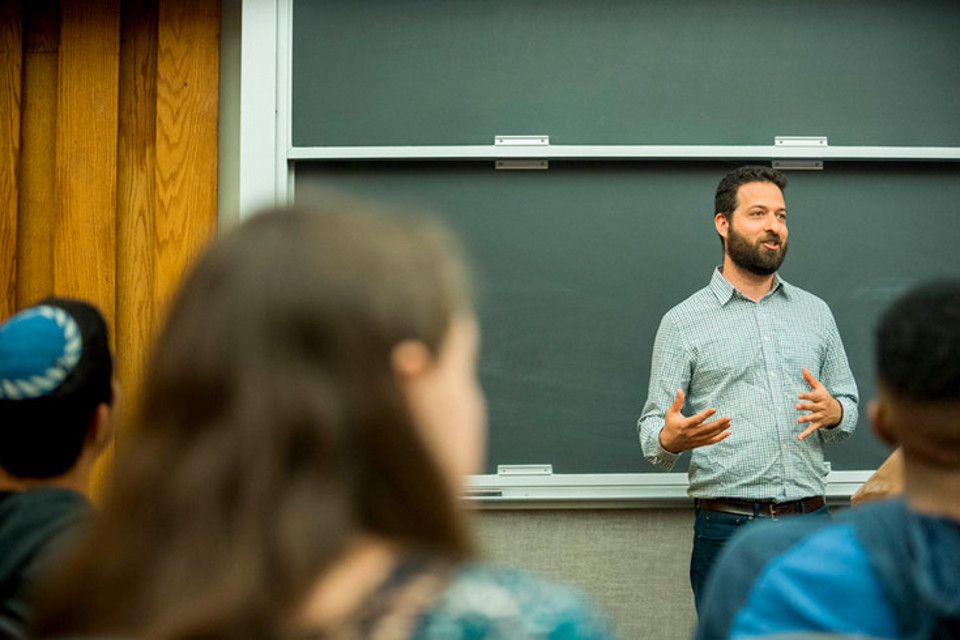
[[418, 562, 617, 640], [0, 488, 91, 558], [726, 521, 897, 639]]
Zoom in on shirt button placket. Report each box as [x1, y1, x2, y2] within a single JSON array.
[[760, 304, 786, 497]]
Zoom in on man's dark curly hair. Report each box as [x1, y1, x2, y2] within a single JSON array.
[[715, 165, 788, 218]]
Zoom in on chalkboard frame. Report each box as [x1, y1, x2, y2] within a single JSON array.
[[462, 472, 870, 508]]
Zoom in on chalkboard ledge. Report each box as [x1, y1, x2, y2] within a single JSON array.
[[465, 471, 871, 510]]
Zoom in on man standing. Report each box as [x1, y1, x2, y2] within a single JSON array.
[[637, 165, 859, 611], [0, 298, 117, 638]]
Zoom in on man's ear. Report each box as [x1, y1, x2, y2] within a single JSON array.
[[391, 339, 432, 381], [869, 397, 898, 447], [714, 212, 729, 243], [90, 404, 112, 453], [87, 379, 121, 455]]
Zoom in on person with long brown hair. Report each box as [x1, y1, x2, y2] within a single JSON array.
[[28, 201, 615, 640]]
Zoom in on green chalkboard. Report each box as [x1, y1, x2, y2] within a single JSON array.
[[296, 162, 960, 474], [289, 1, 960, 474], [292, 0, 960, 147]]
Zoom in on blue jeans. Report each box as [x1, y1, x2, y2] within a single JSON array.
[[690, 503, 830, 614]]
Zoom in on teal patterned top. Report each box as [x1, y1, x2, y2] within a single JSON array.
[[414, 562, 616, 640], [333, 556, 617, 640]]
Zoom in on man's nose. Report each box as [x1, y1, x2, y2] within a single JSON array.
[[764, 213, 784, 233]]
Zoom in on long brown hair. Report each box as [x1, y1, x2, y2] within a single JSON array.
[[31, 201, 476, 638]]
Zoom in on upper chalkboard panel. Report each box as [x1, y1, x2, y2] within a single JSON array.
[[292, 0, 960, 147]]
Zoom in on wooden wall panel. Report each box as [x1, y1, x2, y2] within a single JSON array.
[[54, 0, 120, 330], [154, 0, 218, 312], [56, 0, 121, 496], [0, 0, 22, 319], [3, 0, 219, 495], [116, 0, 158, 447], [16, 0, 58, 308]]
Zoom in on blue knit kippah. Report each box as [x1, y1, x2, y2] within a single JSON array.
[[0, 306, 83, 400]]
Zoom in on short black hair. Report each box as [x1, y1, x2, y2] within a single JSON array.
[[0, 298, 113, 478], [876, 280, 960, 403], [715, 165, 788, 218]]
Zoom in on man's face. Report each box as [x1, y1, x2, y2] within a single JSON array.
[[721, 181, 788, 276]]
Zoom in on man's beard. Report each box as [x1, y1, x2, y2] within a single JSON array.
[[726, 225, 788, 276]]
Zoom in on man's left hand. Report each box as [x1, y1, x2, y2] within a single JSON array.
[[796, 367, 843, 441]]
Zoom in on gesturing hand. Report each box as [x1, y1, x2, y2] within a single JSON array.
[[659, 389, 732, 453], [796, 367, 843, 441]]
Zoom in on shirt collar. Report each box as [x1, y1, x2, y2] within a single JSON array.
[[709, 266, 791, 305]]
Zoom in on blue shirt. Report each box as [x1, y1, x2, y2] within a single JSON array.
[[637, 268, 859, 500], [696, 499, 960, 640], [729, 523, 898, 638]]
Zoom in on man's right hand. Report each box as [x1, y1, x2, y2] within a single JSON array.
[[658, 389, 732, 453]]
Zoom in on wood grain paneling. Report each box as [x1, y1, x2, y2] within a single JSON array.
[[0, 0, 22, 319], [16, 0, 59, 308], [57, 0, 122, 496], [154, 0, 218, 312], [117, 0, 158, 447], [55, 0, 120, 329], [5, 0, 219, 495]]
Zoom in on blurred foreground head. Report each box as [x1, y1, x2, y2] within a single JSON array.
[[31, 199, 486, 638], [873, 279, 960, 469]]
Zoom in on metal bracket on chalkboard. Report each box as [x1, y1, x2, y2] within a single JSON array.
[[495, 135, 550, 146], [775, 136, 828, 147], [495, 136, 550, 170], [773, 136, 826, 170], [773, 160, 824, 171], [497, 464, 553, 476], [495, 160, 549, 170]]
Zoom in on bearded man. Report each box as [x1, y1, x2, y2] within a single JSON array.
[[636, 165, 859, 613]]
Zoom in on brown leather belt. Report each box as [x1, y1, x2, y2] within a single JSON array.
[[696, 496, 825, 518]]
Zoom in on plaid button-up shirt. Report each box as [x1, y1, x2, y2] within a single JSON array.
[[638, 268, 859, 500]]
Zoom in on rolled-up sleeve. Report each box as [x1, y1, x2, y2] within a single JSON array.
[[817, 307, 859, 443], [637, 314, 692, 470]]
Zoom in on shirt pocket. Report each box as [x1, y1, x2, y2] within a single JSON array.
[[692, 337, 763, 395], [777, 329, 823, 386]]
